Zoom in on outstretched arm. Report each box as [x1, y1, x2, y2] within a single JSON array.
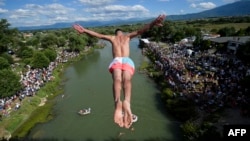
[[73, 24, 112, 41], [128, 14, 166, 39]]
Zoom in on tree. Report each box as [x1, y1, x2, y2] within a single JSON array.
[[0, 19, 19, 54], [218, 27, 236, 36], [181, 120, 199, 141], [26, 36, 40, 47], [161, 21, 174, 37], [57, 36, 66, 47], [162, 88, 174, 99], [166, 98, 197, 121], [1, 53, 14, 64], [40, 33, 58, 49], [16, 46, 34, 59], [0, 69, 22, 97], [200, 39, 211, 51], [236, 41, 250, 64], [210, 28, 218, 34], [43, 48, 57, 62], [245, 26, 250, 35], [0, 36, 11, 53], [31, 52, 50, 69], [235, 28, 245, 36], [0, 57, 10, 70], [173, 31, 185, 43], [193, 31, 202, 48], [68, 33, 86, 51], [184, 26, 196, 37], [86, 36, 98, 46]]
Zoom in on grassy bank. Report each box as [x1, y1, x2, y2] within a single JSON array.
[[11, 65, 63, 138], [0, 48, 95, 140]]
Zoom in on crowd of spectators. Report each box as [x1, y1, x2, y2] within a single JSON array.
[[0, 50, 80, 117], [142, 41, 250, 117]]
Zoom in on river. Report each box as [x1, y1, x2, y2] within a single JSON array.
[[27, 38, 182, 141]]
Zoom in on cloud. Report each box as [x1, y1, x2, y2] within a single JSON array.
[[0, 8, 8, 13], [24, 3, 75, 15], [190, 2, 216, 9], [85, 5, 148, 13], [7, 3, 76, 26], [84, 4, 150, 20], [199, 2, 216, 9], [78, 0, 115, 6], [10, 9, 34, 19], [3, 0, 151, 27], [76, 0, 151, 21]]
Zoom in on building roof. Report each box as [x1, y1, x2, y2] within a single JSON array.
[[140, 38, 150, 44]]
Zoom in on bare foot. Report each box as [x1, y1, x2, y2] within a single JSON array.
[[114, 101, 124, 127], [122, 100, 133, 128]]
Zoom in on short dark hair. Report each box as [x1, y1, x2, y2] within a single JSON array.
[[115, 28, 122, 35]]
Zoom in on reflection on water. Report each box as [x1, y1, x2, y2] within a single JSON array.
[[27, 39, 182, 141]]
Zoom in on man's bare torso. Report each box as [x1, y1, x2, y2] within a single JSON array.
[[110, 35, 130, 58]]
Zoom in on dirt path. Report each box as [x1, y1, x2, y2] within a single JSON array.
[[38, 97, 47, 106], [0, 127, 11, 140]]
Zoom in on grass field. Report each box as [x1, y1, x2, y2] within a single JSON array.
[[194, 22, 250, 31]]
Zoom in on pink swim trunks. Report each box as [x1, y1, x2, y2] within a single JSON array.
[[108, 57, 135, 75]]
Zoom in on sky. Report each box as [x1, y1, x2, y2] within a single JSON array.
[[0, 0, 242, 27]]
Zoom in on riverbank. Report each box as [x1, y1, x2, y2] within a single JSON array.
[[0, 47, 95, 140], [140, 40, 250, 140], [22, 39, 182, 141]]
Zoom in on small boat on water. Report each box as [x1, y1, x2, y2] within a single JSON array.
[[132, 114, 138, 123], [122, 113, 138, 122], [78, 108, 91, 115]]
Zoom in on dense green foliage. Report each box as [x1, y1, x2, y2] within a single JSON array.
[[0, 69, 22, 97], [237, 41, 250, 64], [0, 19, 19, 54], [0, 53, 14, 64], [0, 57, 10, 70], [43, 48, 57, 62], [0, 18, 103, 98], [31, 52, 50, 69]]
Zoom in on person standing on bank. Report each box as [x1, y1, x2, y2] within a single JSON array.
[[73, 14, 166, 129]]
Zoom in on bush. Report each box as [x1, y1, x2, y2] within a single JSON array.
[[31, 52, 50, 69], [181, 120, 199, 140], [166, 99, 197, 121], [16, 46, 33, 59], [0, 69, 22, 97], [0, 57, 10, 70], [197, 124, 222, 141], [22, 58, 32, 65], [43, 48, 57, 62], [162, 88, 174, 99], [1, 53, 14, 64]]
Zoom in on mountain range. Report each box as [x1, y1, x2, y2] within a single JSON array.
[[18, 0, 250, 31]]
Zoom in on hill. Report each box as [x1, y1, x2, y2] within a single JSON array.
[[18, 0, 250, 31], [167, 0, 250, 20]]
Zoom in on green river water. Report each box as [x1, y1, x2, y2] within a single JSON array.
[[27, 38, 182, 141]]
